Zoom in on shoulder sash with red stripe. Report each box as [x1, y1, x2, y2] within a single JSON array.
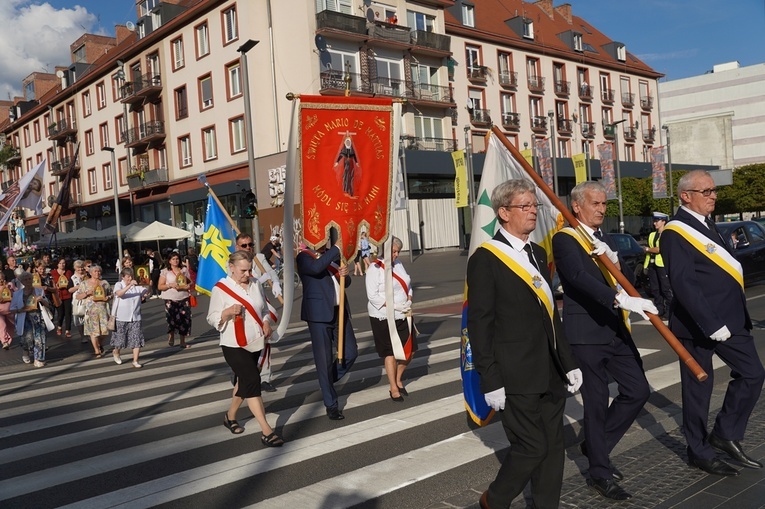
[[374, 259, 409, 295], [215, 281, 265, 348]]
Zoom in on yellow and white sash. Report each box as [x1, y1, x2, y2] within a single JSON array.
[[558, 227, 631, 331], [664, 220, 743, 289], [480, 240, 554, 323]]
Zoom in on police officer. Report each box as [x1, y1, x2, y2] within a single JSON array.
[[643, 212, 673, 319]]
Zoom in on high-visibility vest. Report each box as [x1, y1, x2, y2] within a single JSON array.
[[643, 231, 665, 268]]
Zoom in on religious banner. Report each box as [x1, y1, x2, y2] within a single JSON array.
[[598, 143, 617, 199], [651, 146, 668, 198], [452, 149, 468, 208], [572, 153, 587, 184], [534, 138, 552, 188], [300, 95, 397, 262]]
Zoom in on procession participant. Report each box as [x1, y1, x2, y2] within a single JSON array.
[[643, 212, 673, 318]]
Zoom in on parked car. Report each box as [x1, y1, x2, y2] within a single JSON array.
[[715, 221, 765, 285]]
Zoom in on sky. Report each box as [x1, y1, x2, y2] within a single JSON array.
[[0, 0, 763, 99]]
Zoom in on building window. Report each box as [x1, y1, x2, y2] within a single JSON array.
[[223, 6, 238, 44], [573, 33, 583, 52], [96, 82, 106, 109], [99, 123, 109, 148], [407, 10, 435, 31], [195, 23, 210, 58], [82, 91, 91, 116], [23, 126, 30, 147], [103, 163, 113, 190], [465, 45, 480, 74], [175, 86, 188, 119], [523, 19, 534, 39], [172, 37, 185, 70], [199, 75, 213, 110], [116, 115, 126, 143], [616, 44, 626, 62], [112, 72, 123, 102], [33, 121, 41, 142], [179, 135, 192, 167], [230, 117, 245, 153], [118, 157, 127, 186], [87, 168, 97, 194], [202, 127, 217, 161], [462, 3, 474, 27], [73, 44, 86, 63], [316, 0, 352, 14], [85, 129, 94, 155], [227, 62, 242, 99]]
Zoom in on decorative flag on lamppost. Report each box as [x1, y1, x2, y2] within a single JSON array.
[[452, 149, 468, 208], [572, 153, 587, 184], [520, 148, 534, 168], [651, 146, 668, 198], [598, 143, 617, 199], [534, 138, 552, 188]]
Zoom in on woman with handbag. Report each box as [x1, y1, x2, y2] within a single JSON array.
[[10, 271, 52, 367], [75, 264, 111, 358], [68, 260, 88, 344], [158, 252, 193, 348], [110, 267, 149, 368], [52, 258, 74, 338], [206, 250, 283, 447]]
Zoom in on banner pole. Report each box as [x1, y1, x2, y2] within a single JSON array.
[[489, 125, 707, 382]]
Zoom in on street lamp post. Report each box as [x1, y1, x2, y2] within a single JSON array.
[[102, 146, 123, 263], [662, 125, 674, 213], [547, 110, 558, 196], [238, 39, 261, 249], [607, 119, 628, 233]]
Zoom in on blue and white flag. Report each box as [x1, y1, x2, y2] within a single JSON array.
[[196, 195, 237, 296]]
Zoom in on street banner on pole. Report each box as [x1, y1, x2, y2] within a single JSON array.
[[452, 149, 468, 208], [520, 148, 533, 168], [572, 153, 587, 184], [299, 95, 397, 262], [598, 143, 617, 199], [651, 146, 668, 198], [534, 138, 553, 188], [461, 132, 564, 426]]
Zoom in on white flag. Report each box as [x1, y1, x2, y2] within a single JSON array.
[[0, 160, 46, 231]]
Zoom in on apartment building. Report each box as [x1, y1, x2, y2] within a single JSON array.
[[0, 0, 662, 250]]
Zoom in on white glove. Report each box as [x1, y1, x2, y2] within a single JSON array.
[[590, 238, 619, 265], [615, 292, 659, 320], [484, 387, 506, 411], [566, 368, 583, 393], [710, 325, 731, 342], [270, 279, 283, 299]]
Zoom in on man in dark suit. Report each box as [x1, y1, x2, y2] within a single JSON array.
[[553, 181, 657, 500], [468, 179, 580, 509], [297, 241, 358, 421], [661, 170, 764, 476]]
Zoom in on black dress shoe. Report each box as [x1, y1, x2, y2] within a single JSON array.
[[708, 433, 763, 468], [587, 477, 632, 500], [389, 391, 404, 402], [326, 407, 345, 421], [397, 386, 409, 396], [690, 457, 739, 476], [579, 442, 624, 481], [261, 381, 277, 393], [478, 490, 491, 509]]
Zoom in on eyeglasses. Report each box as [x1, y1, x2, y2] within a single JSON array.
[[238, 243, 255, 248], [686, 188, 717, 197], [503, 203, 542, 212]]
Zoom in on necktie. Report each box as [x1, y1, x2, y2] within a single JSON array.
[[593, 230, 604, 241], [523, 244, 539, 270], [705, 217, 726, 245]]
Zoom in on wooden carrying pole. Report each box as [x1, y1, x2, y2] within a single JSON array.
[[490, 126, 707, 382], [204, 183, 284, 305], [338, 258, 346, 362]]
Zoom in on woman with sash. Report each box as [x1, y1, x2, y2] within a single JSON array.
[[75, 264, 111, 358], [52, 258, 73, 337], [365, 236, 416, 401], [0, 272, 16, 350], [206, 250, 283, 447], [158, 252, 193, 348]]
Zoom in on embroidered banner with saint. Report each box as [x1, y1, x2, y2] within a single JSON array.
[[299, 96, 395, 262]]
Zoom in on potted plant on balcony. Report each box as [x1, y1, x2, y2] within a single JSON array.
[[47, 122, 57, 136], [127, 169, 144, 190], [0, 145, 20, 167]]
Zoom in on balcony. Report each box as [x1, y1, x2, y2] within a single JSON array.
[[501, 112, 521, 130], [410, 30, 450, 57], [601, 89, 615, 103], [47, 118, 77, 143], [643, 127, 657, 143], [402, 136, 456, 152], [367, 19, 411, 46], [528, 75, 545, 94], [557, 118, 573, 135], [499, 71, 518, 88], [640, 95, 654, 110], [120, 72, 162, 106], [1, 179, 15, 192], [467, 66, 488, 84], [621, 92, 635, 108], [2, 147, 21, 167], [410, 83, 454, 105], [142, 166, 169, 188], [124, 120, 166, 151], [622, 127, 637, 141], [50, 155, 80, 177], [579, 84, 594, 101], [581, 121, 596, 138], [531, 116, 548, 133], [315, 10, 368, 42], [554, 80, 570, 96], [470, 109, 491, 127]]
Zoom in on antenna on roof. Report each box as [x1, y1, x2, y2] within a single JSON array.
[[125, 21, 136, 31]]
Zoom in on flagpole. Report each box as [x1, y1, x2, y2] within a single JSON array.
[[200, 178, 284, 305], [489, 125, 707, 382]]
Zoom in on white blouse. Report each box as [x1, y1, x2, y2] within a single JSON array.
[[112, 281, 149, 322], [365, 259, 412, 320], [159, 267, 191, 301], [206, 276, 272, 353]]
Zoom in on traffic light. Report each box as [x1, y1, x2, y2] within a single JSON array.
[[242, 190, 258, 218]]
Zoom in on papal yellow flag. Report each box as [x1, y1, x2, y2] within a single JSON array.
[[572, 153, 587, 184], [452, 150, 468, 208], [520, 148, 534, 168]]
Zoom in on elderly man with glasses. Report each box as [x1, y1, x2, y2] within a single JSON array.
[[661, 170, 765, 476]]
